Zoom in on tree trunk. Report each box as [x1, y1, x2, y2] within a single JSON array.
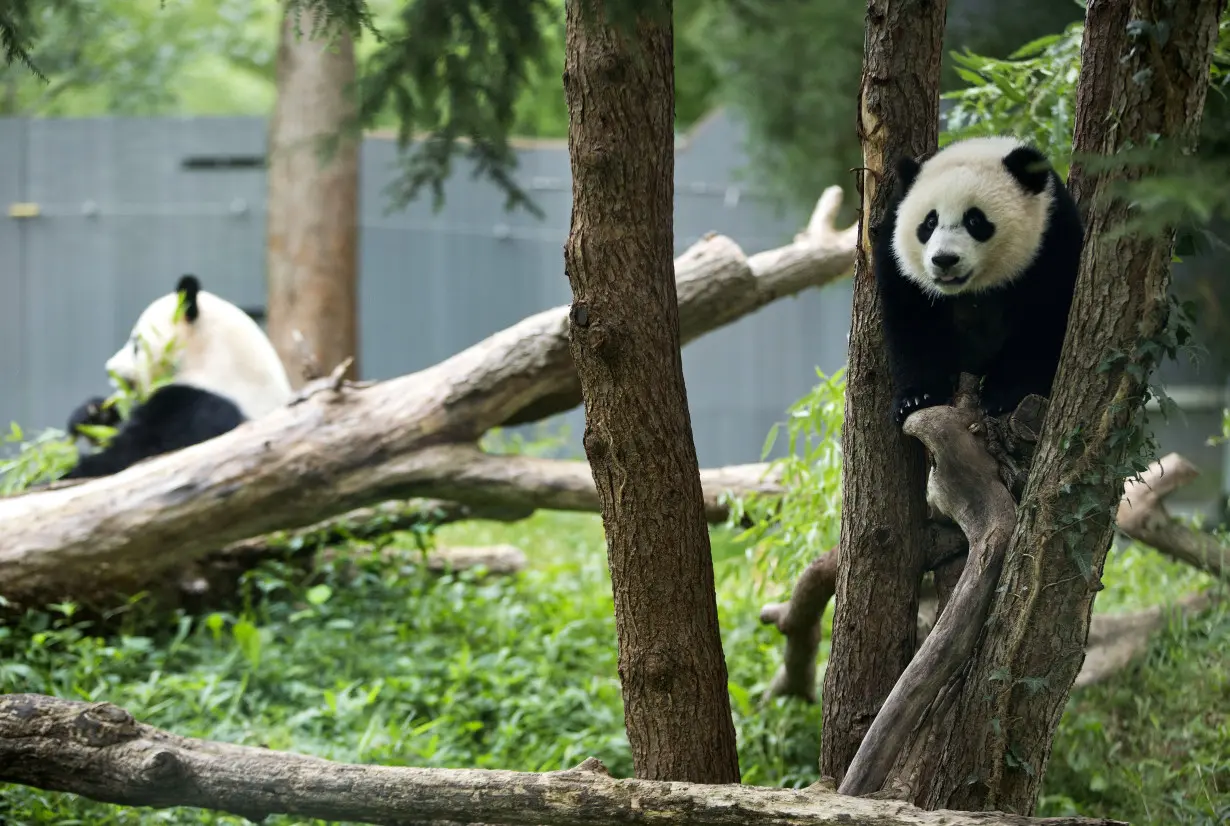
[[266, 9, 361, 387], [562, 0, 741, 784], [821, 0, 948, 783], [903, 0, 1226, 812]]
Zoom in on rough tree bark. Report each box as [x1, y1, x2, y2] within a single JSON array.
[[0, 194, 856, 613], [821, 0, 948, 783], [0, 696, 1124, 826], [900, 0, 1227, 812], [266, 7, 361, 386], [561, 0, 740, 783]]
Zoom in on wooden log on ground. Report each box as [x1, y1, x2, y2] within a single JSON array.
[[0, 694, 1125, 826], [0, 191, 853, 611], [1116, 452, 1228, 579], [1075, 590, 1212, 689]]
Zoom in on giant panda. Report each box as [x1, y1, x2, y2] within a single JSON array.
[[874, 136, 1084, 426], [62, 274, 293, 479], [66, 395, 122, 446]]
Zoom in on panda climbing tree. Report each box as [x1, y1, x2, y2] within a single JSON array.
[[874, 135, 1084, 427], [63, 275, 293, 480]]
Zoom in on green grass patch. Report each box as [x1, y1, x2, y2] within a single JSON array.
[[0, 507, 1222, 825]]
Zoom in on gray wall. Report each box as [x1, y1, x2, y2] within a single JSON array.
[[0, 112, 851, 471], [0, 112, 1225, 515]]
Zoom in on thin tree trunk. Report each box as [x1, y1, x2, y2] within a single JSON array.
[[266, 11, 361, 387], [821, 0, 947, 783], [561, 0, 740, 784], [906, 0, 1226, 812]]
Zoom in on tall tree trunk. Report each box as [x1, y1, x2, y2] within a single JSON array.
[[266, 11, 361, 388], [907, 0, 1226, 812], [820, 0, 948, 783], [561, 0, 741, 784]]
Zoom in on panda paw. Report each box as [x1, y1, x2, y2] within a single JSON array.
[[893, 391, 943, 426]]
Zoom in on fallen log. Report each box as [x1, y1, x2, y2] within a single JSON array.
[[0, 189, 853, 611], [177, 458, 777, 607], [0, 693, 1125, 826], [1116, 452, 1228, 579], [1075, 589, 1212, 689]]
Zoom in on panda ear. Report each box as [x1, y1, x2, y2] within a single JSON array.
[[895, 156, 922, 195], [1003, 146, 1051, 195], [176, 274, 201, 323]]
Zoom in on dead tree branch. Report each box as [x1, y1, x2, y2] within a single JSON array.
[[1117, 452, 1228, 579], [840, 375, 1020, 797], [759, 525, 966, 703], [0, 192, 851, 610], [1075, 590, 1212, 689], [0, 694, 1125, 826]]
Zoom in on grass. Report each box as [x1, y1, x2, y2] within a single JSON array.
[[0, 504, 1223, 825]]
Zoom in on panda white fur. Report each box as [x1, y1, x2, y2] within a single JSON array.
[[63, 275, 293, 479], [874, 136, 1085, 425]]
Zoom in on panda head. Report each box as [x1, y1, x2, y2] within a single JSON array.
[[890, 136, 1056, 298], [104, 275, 293, 419]]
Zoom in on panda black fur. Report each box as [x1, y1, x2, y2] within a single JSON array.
[[67, 395, 122, 445], [63, 275, 293, 480], [874, 136, 1084, 425]]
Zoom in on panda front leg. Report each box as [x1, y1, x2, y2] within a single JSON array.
[[883, 329, 960, 426], [979, 338, 1062, 418], [876, 275, 959, 425]]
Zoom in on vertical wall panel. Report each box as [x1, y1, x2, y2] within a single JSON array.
[[0, 119, 26, 433]]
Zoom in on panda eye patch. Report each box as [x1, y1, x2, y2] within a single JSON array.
[[962, 207, 996, 242], [916, 209, 939, 243]]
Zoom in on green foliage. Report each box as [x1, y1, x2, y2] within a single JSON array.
[[0, 0, 226, 114], [0, 510, 824, 824], [728, 368, 845, 583], [356, 0, 556, 217], [941, 11, 1230, 233], [1039, 596, 1230, 825], [282, 0, 380, 42], [1207, 407, 1230, 448], [687, 0, 864, 215], [0, 423, 79, 493], [942, 22, 1085, 178]]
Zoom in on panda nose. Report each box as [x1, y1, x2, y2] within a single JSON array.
[[931, 253, 961, 271]]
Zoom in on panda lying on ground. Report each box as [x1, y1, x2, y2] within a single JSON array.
[[874, 136, 1084, 426], [63, 275, 293, 480]]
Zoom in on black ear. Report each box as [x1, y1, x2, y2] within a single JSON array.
[[1003, 146, 1051, 195], [895, 156, 922, 195], [176, 274, 201, 322]]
